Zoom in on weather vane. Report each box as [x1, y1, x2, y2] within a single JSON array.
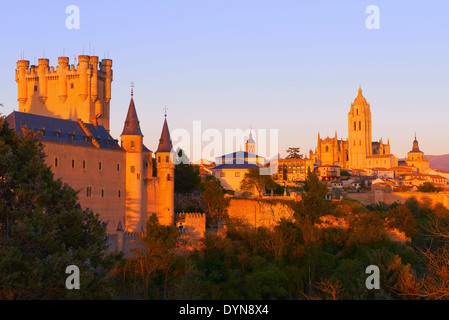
[[130, 81, 134, 96], [163, 106, 168, 117]]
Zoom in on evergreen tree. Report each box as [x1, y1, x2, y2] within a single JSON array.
[[174, 148, 201, 194], [295, 170, 329, 223], [0, 118, 116, 299], [286, 147, 303, 159], [201, 177, 230, 225], [240, 167, 276, 197]]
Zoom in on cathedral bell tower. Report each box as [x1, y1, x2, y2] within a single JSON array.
[[156, 112, 175, 226], [120, 88, 144, 232], [348, 86, 372, 169], [245, 127, 256, 154]]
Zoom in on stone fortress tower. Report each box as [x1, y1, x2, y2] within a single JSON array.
[[10, 54, 179, 235], [155, 113, 175, 226], [120, 87, 145, 232], [16, 55, 112, 130]]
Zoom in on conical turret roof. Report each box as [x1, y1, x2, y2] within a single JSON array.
[[156, 116, 173, 153], [121, 95, 143, 136]]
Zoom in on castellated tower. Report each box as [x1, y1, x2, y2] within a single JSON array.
[[348, 86, 373, 169], [155, 114, 175, 226], [15, 55, 112, 131], [120, 90, 144, 232]]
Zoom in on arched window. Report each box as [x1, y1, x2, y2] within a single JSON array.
[[167, 174, 171, 181], [354, 121, 356, 131], [325, 146, 329, 152], [359, 121, 361, 130]]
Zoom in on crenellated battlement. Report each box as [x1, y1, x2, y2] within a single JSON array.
[[16, 55, 111, 77], [106, 229, 148, 257], [15, 54, 113, 130], [178, 212, 206, 221], [176, 212, 206, 248]]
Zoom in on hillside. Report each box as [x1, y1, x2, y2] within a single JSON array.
[[428, 154, 449, 170]]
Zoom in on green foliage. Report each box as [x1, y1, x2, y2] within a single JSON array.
[[174, 148, 201, 194], [385, 205, 418, 238], [404, 196, 420, 215], [295, 171, 330, 223], [201, 177, 230, 224], [417, 181, 442, 193], [239, 167, 276, 197], [346, 212, 388, 246], [340, 170, 351, 177], [285, 147, 303, 159], [0, 118, 116, 299], [111, 214, 185, 299]]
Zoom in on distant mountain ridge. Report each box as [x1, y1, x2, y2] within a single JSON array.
[[428, 154, 449, 171]]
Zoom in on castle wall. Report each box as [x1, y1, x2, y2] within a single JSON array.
[[177, 213, 206, 248], [107, 232, 147, 257], [146, 178, 160, 219], [227, 198, 295, 229], [43, 141, 126, 233], [344, 191, 449, 209], [107, 213, 206, 256]]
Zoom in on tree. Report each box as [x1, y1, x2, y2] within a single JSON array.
[[286, 147, 303, 159], [418, 182, 442, 193], [174, 148, 201, 194], [240, 167, 276, 197], [0, 118, 116, 299], [397, 209, 449, 299], [386, 205, 418, 238], [201, 177, 230, 225], [295, 171, 329, 223], [113, 214, 183, 299]]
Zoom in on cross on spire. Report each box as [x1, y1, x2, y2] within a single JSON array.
[[130, 81, 134, 96], [163, 106, 168, 117]]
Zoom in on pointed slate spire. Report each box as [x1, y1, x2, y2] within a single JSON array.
[[121, 88, 143, 136], [156, 114, 173, 153], [116, 220, 123, 232], [247, 126, 255, 144]]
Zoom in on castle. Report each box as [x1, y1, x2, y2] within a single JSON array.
[[6, 55, 179, 234], [309, 86, 398, 170]]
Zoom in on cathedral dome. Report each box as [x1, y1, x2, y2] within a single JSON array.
[[411, 134, 422, 153], [353, 85, 367, 104]]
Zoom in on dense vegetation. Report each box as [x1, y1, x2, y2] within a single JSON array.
[[0, 118, 117, 299], [112, 171, 449, 300], [1, 116, 449, 300]]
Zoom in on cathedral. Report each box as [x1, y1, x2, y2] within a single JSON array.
[[6, 55, 175, 233], [309, 86, 397, 170]]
